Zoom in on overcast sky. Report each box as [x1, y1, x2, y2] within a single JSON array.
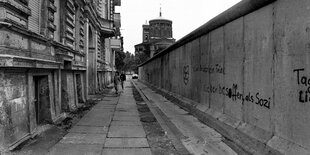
[[115, 0, 241, 54]]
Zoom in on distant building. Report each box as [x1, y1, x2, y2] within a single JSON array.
[[135, 9, 175, 60]]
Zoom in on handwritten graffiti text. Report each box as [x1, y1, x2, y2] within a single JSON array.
[[193, 64, 225, 74], [294, 68, 310, 103], [203, 84, 271, 109], [183, 65, 189, 85]]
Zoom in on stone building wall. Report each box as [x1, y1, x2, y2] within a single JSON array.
[[0, 0, 120, 152]]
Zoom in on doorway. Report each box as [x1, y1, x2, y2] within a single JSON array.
[[76, 74, 84, 103], [33, 76, 52, 124]]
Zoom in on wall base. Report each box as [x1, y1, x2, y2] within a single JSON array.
[[139, 80, 309, 155]]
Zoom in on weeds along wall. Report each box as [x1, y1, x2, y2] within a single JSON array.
[[139, 0, 310, 153]]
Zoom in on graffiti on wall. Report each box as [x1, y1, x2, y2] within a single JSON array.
[[183, 65, 190, 85], [203, 83, 271, 109], [193, 64, 225, 74], [183, 64, 225, 85], [294, 68, 310, 103]]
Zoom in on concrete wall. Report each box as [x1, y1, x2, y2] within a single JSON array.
[[62, 71, 87, 111], [0, 70, 28, 150], [97, 71, 113, 90], [88, 48, 97, 94], [66, 72, 76, 110], [0, 69, 63, 151], [139, 0, 310, 153]]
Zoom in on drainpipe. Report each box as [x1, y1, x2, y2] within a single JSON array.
[[94, 30, 98, 92], [85, 19, 89, 100]]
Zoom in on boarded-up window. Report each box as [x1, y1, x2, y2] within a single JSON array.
[[65, 0, 76, 49], [54, 0, 60, 42], [97, 0, 108, 19], [97, 33, 101, 60], [28, 0, 41, 33]]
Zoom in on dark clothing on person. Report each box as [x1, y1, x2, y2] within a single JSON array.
[[114, 74, 120, 94], [120, 73, 126, 89], [120, 74, 126, 81]]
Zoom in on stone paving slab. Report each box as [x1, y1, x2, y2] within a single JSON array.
[[95, 102, 117, 106], [108, 126, 146, 138], [84, 110, 114, 116], [98, 98, 116, 102], [83, 111, 114, 117], [113, 115, 140, 121], [101, 148, 152, 155], [97, 101, 118, 105], [93, 104, 116, 109], [60, 133, 106, 144], [118, 100, 136, 104], [113, 111, 139, 116], [116, 104, 137, 108], [82, 113, 113, 119], [69, 125, 109, 134], [115, 109, 138, 114], [104, 138, 149, 148], [116, 107, 138, 112], [88, 108, 115, 112], [76, 117, 112, 127], [102, 97, 119, 101], [110, 121, 142, 126], [118, 97, 134, 101], [117, 103, 136, 106], [47, 143, 103, 155], [114, 107, 136, 111]]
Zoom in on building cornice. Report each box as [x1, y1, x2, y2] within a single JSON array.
[[0, 54, 61, 69], [0, 0, 31, 16], [84, 2, 114, 37]]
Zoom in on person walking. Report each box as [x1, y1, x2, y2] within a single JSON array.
[[113, 72, 120, 94], [120, 72, 126, 90]]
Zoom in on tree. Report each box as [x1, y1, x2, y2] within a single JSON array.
[[115, 50, 138, 72], [135, 52, 149, 65], [123, 51, 133, 71], [115, 50, 126, 71]]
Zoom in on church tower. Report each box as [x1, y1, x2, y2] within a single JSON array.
[[135, 5, 175, 59], [149, 7, 173, 39], [142, 21, 150, 42]]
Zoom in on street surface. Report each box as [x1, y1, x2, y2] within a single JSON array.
[[134, 81, 238, 155], [13, 79, 240, 155], [47, 81, 152, 155]]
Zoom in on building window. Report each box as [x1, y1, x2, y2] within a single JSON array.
[[54, 0, 60, 41], [75, 6, 84, 51], [98, 0, 108, 19], [28, 0, 56, 39], [63, 0, 76, 49], [79, 13, 85, 53], [101, 37, 106, 61], [28, 0, 41, 34]]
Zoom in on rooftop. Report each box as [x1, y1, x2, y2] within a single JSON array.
[[149, 7, 172, 22]]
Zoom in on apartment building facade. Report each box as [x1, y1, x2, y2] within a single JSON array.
[[0, 0, 121, 152]]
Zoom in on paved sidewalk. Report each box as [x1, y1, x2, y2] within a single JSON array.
[[133, 81, 238, 155], [47, 81, 152, 155]]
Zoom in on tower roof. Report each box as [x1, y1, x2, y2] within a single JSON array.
[[149, 5, 172, 22], [149, 16, 172, 22]]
